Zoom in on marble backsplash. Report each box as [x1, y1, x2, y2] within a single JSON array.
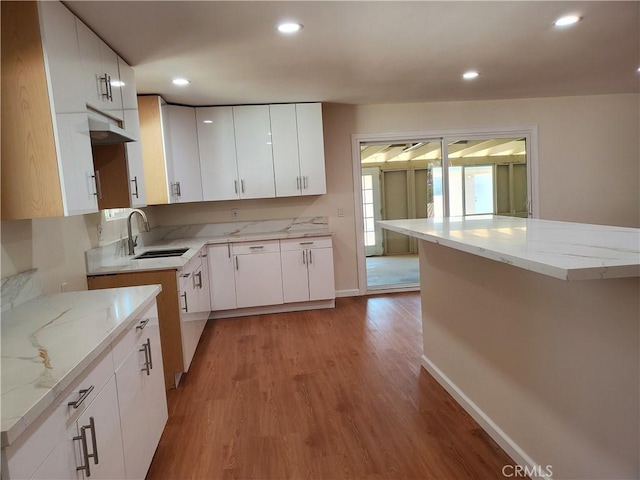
[[1, 269, 42, 314]]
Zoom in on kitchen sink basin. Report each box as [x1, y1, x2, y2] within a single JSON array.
[[134, 248, 189, 259]]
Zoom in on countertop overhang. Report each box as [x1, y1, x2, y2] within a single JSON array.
[[378, 216, 640, 281]]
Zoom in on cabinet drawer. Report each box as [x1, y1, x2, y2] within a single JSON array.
[[3, 347, 114, 480], [232, 239, 280, 255], [280, 236, 332, 251], [111, 301, 159, 370]]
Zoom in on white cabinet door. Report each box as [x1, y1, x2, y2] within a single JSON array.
[[270, 104, 301, 197], [296, 103, 326, 196], [208, 244, 237, 311], [30, 424, 82, 480], [144, 324, 168, 456], [76, 20, 123, 120], [76, 376, 126, 480], [164, 105, 203, 203], [116, 324, 166, 480], [197, 107, 239, 201], [56, 113, 98, 216], [123, 109, 147, 207], [233, 105, 275, 199], [38, 1, 84, 114], [197, 250, 212, 313], [234, 252, 283, 308], [307, 247, 335, 301], [281, 249, 310, 303], [117, 57, 137, 111]]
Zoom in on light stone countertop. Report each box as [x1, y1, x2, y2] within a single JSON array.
[[378, 216, 640, 281], [86, 217, 332, 276], [1, 285, 161, 447]]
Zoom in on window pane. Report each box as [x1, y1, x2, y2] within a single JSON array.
[[448, 166, 463, 217], [363, 175, 372, 189], [365, 218, 375, 232], [364, 190, 373, 204], [365, 232, 376, 246], [464, 166, 494, 215]]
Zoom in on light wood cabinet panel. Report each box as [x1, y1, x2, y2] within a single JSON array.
[[137, 95, 170, 205], [87, 270, 183, 390], [233, 105, 276, 199], [197, 107, 239, 201]]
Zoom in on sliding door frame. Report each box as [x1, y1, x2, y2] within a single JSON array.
[[351, 126, 539, 295]]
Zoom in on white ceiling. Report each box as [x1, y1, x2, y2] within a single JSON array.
[[64, 1, 640, 107]]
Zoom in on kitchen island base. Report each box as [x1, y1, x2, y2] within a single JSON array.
[[418, 240, 639, 479]]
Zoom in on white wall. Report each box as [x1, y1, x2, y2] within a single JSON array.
[[1, 94, 638, 296]]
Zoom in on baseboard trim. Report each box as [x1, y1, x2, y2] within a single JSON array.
[[366, 284, 420, 295], [209, 299, 335, 319], [420, 355, 553, 480], [335, 289, 360, 298]]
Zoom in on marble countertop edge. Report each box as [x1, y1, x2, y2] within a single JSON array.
[[378, 218, 640, 281]]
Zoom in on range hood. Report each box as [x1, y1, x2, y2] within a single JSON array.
[[88, 111, 138, 145]]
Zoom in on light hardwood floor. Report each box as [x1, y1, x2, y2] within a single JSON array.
[[147, 293, 517, 479]]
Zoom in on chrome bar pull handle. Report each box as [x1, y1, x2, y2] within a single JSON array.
[[308, 249, 312, 264], [297, 176, 301, 190], [140, 339, 151, 375], [234, 180, 238, 194], [95, 171, 103, 200], [146, 338, 153, 370], [241, 179, 245, 194], [181, 292, 188, 312], [87, 416, 99, 466], [195, 271, 203, 288], [100, 73, 109, 100], [300, 241, 314, 245], [303, 176, 308, 189], [74, 427, 91, 476], [302, 250, 306, 265], [136, 318, 150, 330], [227, 243, 231, 258], [235, 256, 239, 271], [68, 385, 95, 409], [249, 245, 264, 250], [131, 176, 139, 199]]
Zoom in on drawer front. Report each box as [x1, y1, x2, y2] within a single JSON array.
[[280, 236, 332, 252], [4, 347, 114, 480], [111, 301, 159, 370], [232, 239, 280, 255]]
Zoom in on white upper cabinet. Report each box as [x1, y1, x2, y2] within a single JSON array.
[[197, 107, 240, 201], [271, 103, 326, 197], [117, 57, 138, 111], [296, 103, 326, 196], [38, 1, 85, 114], [233, 105, 276, 199], [270, 104, 301, 197], [76, 19, 123, 120], [163, 105, 203, 203]]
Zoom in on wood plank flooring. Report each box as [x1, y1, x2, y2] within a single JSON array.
[[147, 293, 518, 479]]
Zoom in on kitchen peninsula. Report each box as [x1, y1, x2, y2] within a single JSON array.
[[379, 216, 640, 480]]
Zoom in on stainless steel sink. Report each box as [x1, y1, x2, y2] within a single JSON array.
[[134, 248, 189, 259]]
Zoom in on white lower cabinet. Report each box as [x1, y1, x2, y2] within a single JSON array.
[[281, 237, 335, 303], [178, 249, 210, 374], [233, 240, 283, 308], [208, 244, 237, 311], [207, 237, 335, 314], [2, 301, 166, 480], [114, 308, 167, 480], [30, 377, 125, 480]]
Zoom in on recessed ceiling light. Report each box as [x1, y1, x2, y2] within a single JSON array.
[[202, 120, 213, 124], [462, 71, 480, 80], [110, 80, 125, 87], [554, 15, 581, 27], [637, 66, 640, 73], [172, 78, 190, 86], [277, 22, 303, 34]]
